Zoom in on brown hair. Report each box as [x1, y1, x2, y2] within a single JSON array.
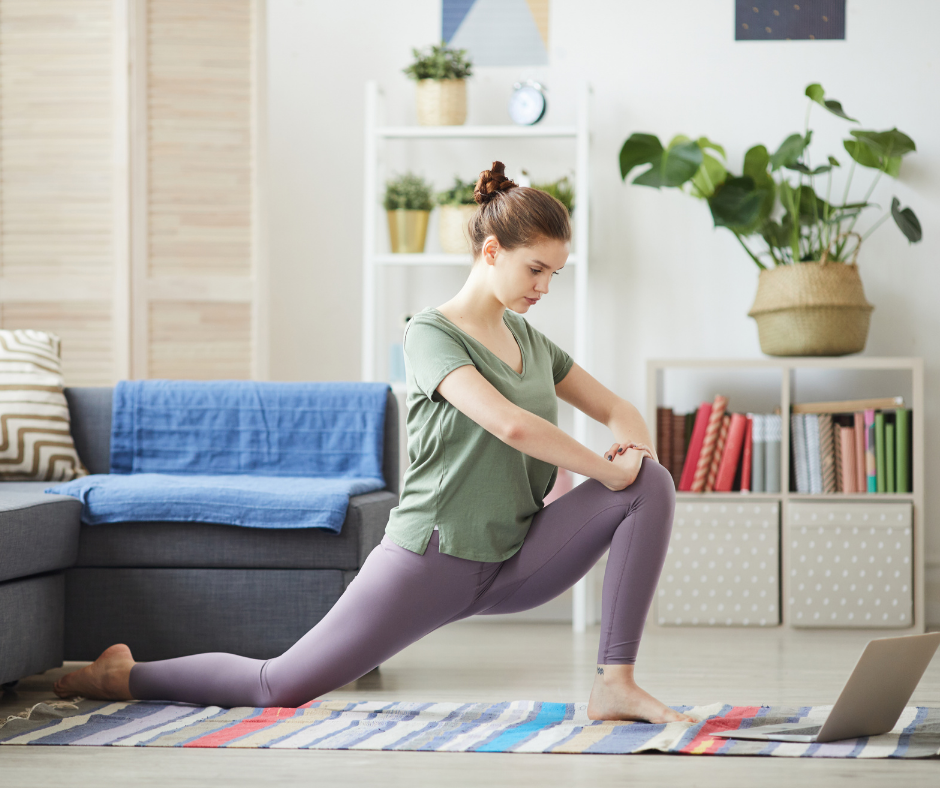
[[468, 161, 571, 259]]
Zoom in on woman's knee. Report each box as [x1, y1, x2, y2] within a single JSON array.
[[637, 459, 677, 501]]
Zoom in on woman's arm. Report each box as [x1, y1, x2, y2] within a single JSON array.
[[435, 364, 639, 490], [554, 362, 658, 462]]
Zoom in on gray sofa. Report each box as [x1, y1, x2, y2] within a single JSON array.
[[0, 386, 399, 686]]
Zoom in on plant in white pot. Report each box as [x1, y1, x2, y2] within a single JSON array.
[[618, 83, 922, 356], [384, 172, 434, 254], [435, 177, 477, 254], [403, 43, 473, 126]]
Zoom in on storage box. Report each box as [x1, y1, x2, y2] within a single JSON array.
[[787, 502, 912, 628], [657, 501, 780, 626]]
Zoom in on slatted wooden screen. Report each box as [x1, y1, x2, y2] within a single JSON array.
[[138, 0, 256, 380], [0, 0, 117, 386]]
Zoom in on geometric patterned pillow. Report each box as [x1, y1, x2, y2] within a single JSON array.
[[0, 329, 88, 481]]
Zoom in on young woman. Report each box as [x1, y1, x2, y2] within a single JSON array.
[[54, 162, 692, 724]]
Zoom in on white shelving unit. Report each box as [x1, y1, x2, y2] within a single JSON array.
[[647, 357, 926, 633], [361, 81, 596, 631]]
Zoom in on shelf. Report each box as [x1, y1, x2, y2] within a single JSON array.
[[373, 252, 579, 266], [649, 357, 920, 371], [676, 491, 914, 501], [377, 125, 578, 139]]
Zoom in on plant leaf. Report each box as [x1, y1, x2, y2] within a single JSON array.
[[689, 153, 727, 199], [883, 155, 902, 177], [770, 133, 808, 171], [822, 99, 858, 122], [743, 145, 770, 180], [804, 83, 858, 122], [850, 128, 916, 157], [843, 138, 883, 169], [805, 83, 825, 103], [633, 140, 703, 188], [696, 136, 726, 159], [708, 176, 763, 229], [619, 133, 664, 182], [828, 155, 841, 167], [891, 197, 923, 243], [785, 162, 832, 175]]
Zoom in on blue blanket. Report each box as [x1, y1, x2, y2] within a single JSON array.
[[48, 380, 390, 530]]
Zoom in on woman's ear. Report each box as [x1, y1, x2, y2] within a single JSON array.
[[482, 235, 500, 265]]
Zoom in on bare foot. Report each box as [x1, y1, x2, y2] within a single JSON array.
[[587, 664, 697, 724], [53, 644, 136, 701]]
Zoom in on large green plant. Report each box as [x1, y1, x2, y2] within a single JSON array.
[[403, 43, 473, 81], [618, 83, 922, 269], [384, 172, 434, 211], [435, 176, 477, 207]]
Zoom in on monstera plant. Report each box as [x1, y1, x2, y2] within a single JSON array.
[[618, 83, 921, 269], [618, 83, 922, 356]]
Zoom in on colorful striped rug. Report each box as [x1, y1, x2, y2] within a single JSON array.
[[2, 699, 938, 757]]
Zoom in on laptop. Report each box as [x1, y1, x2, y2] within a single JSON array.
[[710, 632, 940, 743]]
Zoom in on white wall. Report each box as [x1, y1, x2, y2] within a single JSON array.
[[267, 0, 940, 624]]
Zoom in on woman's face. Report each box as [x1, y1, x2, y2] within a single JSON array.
[[482, 235, 570, 314]]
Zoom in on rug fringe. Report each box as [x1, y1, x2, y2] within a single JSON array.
[[1, 698, 83, 729]]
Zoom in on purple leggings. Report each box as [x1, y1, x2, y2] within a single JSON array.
[[129, 461, 675, 708]]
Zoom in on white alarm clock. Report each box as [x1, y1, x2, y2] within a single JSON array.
[[508, 80, 547, 125]]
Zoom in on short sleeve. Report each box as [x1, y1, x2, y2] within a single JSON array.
[[403, 316, 475, 401], [549, 339, 575, 384]]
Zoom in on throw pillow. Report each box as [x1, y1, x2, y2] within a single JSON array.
[[0, 329, 88, 481]]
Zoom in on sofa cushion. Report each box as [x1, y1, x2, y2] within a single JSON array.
[[0, 492, 81, 583], [73, 490, 397, 571]]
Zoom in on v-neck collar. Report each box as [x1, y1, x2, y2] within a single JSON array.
[[428, 308, 526, 378]]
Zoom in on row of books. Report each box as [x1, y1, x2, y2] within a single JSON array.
[[656, 395, 914, 495], [790, 397, 912, 494], [656, 397, 781, 493]]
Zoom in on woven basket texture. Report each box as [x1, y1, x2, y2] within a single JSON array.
[[438, 204, 476, 254], [748, 261, 874, 356], [415, 79, 467, 126]]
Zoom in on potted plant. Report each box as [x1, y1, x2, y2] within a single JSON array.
[[531, 174, 575, 216], [402, 42, 473, 126], [435, 176, 477, 254], [385, 172, 434, 254], [618, 83, 922, 356]]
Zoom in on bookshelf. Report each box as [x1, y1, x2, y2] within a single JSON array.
[[647, 357, 925, 632]]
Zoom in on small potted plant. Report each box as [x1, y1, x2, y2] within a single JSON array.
[[384, 172, 434, 254], [618, 83, 922, 356], [435, 176, 477, 254], [531, 174, 575, 216], [402, 42, 473, 126]]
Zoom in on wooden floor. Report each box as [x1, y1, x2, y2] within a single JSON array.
[[2, 622, 939, 786]]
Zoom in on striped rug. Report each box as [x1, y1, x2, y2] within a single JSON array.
[[2, 699, 938, 757]]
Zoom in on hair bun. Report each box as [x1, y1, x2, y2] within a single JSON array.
[[474, 161, 518, 206]]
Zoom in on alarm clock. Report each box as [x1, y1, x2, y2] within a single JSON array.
[[508, 80, 547, 125]]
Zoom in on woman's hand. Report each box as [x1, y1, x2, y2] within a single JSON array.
[[600, 442, 658, 492]]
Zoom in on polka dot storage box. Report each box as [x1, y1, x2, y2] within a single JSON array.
[[788, 502, 912, 628], [657, 501, 780, 627]]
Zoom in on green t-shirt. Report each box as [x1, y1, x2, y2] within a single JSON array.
[[384, 306, 574, 562]]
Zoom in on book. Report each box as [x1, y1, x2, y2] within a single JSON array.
[[833, 419, 843, 493], [715, 413, 747, 493], [839, 424, 857, 493], [671, 412, 687, 490], [791, 396, 905, 414], [656, 407, 674, 478], [818, 413, 836, 494], [791, 413, 810, 494], [750, 413, 765, 494], [854, 411, 866, 493], [764, 414, 782, 493], [740, 415, 753, 492], [691, 395, 728, 493], [874, 410, 886, 493], [896, 407, 911, 493], [865, 409, 877, 492], [804, 412, 823, 494], [705, 413, 731, 492], [679, 402, 712, 492], [886, 418, 896, 494]]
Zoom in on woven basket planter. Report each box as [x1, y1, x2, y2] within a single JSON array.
[[387, 210, 429, 254], [415, 79, 467, 126], [748, 237, 874, 356], [438, 204, 476, 254]]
